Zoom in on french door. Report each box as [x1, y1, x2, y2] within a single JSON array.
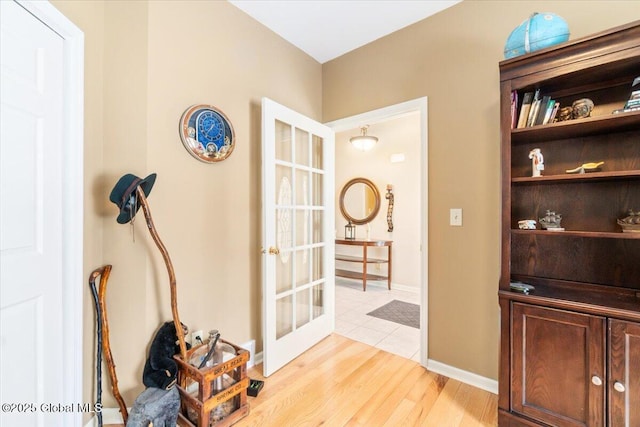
[[261, 98, 335, 376]]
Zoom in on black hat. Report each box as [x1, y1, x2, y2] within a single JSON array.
[[109, 173, 157, 224]]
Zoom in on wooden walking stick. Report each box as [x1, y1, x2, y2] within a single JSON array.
[[136, 186, 188, 361], [95, 265, 129, 423], [89, 265, 129, 424]]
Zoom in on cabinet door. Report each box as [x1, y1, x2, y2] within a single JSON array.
[[512, 303, 606, 427], [609, 320, 640, 427]]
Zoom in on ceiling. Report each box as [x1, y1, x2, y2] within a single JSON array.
[[228, 0, 462, 64]]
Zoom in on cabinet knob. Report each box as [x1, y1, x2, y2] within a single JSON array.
[[591, 375, 603, 386], [613, 381, 626, 393]]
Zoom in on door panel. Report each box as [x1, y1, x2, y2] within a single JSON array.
[[512, 303, 605, 427], [609, 319, 640, 427]]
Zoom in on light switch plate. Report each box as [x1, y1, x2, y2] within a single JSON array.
[[450, 208, 462, 226]]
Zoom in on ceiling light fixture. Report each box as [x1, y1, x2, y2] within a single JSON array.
[[350, 126, 378, 151]]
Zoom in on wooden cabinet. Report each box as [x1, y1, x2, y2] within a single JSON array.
[[511, 303, 605, 427], [498, 21, 640, 426], [608, 319, 640, 427]]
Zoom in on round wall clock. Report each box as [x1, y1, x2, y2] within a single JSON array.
[[179, 104, 235, 163]]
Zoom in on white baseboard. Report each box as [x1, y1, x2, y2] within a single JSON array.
[[253, 350, 263, 368], [337, 277, 419, 294], [239, 339, 256, 368], [427, 359, 498, 395]]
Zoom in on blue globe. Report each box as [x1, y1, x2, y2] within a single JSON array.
[[504, 13, 570, 59]]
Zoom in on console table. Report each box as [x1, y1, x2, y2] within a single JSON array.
[[335, 238, 392, 291]]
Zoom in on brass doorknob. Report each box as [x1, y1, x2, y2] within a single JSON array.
[[268, 246, 280, 255]]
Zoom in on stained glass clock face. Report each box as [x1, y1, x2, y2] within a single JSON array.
[[179, 104, 235, 163]]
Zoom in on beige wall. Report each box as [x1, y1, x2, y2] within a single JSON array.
[[335, 115, 422, 289], [323, 1, 640, 379], [53, 0, 321, 412]]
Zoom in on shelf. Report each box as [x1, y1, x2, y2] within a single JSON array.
[[499, 280, 640, 323], [512, 170, 640, 184], [335, 254, 388, 264], [511, 110, 640, 144], [511, 229, 640, 239], [335, 269, 388, 282]]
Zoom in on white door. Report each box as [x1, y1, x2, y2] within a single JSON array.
[[261, 98, 335, 376], [1, 2, 83, 426]]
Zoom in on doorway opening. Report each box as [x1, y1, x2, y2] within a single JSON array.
[[325, 97, 428, 366]]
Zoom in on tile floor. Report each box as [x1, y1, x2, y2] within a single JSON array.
[[334, 277, 421, 362]]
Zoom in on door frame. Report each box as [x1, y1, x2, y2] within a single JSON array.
[[15, 1, 85, 424], [325, 97, 428, 366]]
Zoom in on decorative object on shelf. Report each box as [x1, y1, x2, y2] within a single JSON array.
[[528, 148, 544, 177], [350, 125, 378, 151], [518, 219, 537, 230], [504, 12, 570, 59], [539, 210, 564, 230], [565, 161, 604, 174], [556, 106, 573, 121], [571, 98, 594, 119], [385, 184, 394, 232], [617, 210, 640, 233], [612, 75, 640, 114], [510, 281, 536, 294], [179, 104, 235, 163], [345, 221, 356, 239]]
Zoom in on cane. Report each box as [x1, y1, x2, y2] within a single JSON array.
[[88, 268, 104, 427], [97, 265, 129, 423]]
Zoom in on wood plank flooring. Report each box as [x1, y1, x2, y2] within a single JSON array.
[[108, 334, 497, 426]]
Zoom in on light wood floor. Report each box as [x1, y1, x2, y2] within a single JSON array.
[[109, 334, 497, 426]]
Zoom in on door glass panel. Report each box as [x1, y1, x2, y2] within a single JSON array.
[[312, 283, 324, 319], [275, 120, 291, 162], [296, 288, 310, 328], [312, 134, 323, 169], [275, 242, 293, 293], [312, 172, 323, 206], [295, 169, 309, 206], [295, 128, 309, 167], [276, 165, 292, 204], [296, 209, 309, 247], [276, 295, 292, 339], [312, 211, 323, 243], [312, 246, 324, 281], [295, 248, 310, 287]]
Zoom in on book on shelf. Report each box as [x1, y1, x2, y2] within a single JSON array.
[[516, 92, 533, 128], [548, 101, 560, 123], [533, 95, 552, 126], [542, 100, 558, 124], [526, 89, 541, 127], [511, 90, 518, 129]]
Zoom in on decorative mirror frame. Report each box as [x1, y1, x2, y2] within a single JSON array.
[[339, 177, 381, 225]]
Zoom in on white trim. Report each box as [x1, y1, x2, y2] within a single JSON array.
[[337, 277, 419, 294], [427, 359, 498, 395], [16, 2, 85, 426], [326, 97, 429, 368]]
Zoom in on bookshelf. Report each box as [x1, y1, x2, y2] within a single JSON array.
[[498, 21, 640, 426]]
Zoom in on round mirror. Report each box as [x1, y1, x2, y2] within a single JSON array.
[[339, 178, 381, 225]]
